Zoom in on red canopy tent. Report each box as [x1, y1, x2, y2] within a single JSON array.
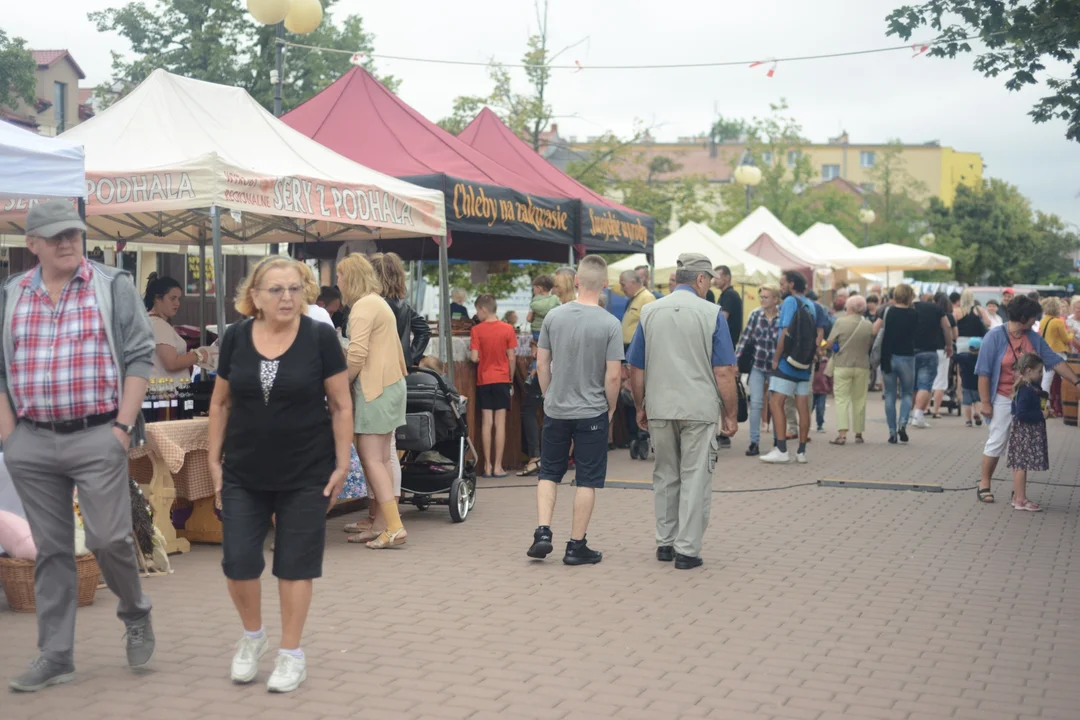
[[745, 232, 815, 283], [282, 68, 651, 261], [458, 108, 653, 251]]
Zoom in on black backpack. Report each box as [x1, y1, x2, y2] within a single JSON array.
[[785, 299, 817, 371]]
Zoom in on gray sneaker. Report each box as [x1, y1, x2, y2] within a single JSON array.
[[9, 657, 75, 692], [124, 615, 156, 668]]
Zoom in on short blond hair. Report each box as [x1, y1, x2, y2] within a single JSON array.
[[577, 255, 608, 292], [1042, 297, 1062, 317], [337, 254, 382, 305], [758, 284, 779, 300], [234, 256, 311, 318], [892, 283, 915, 306]]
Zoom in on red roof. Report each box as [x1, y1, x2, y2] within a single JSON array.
[[281, 68, 564, 197], [31, 50, 86, 79], [457, 108, 648, 219]]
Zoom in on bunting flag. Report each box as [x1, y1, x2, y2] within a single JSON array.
[[911, 44, 929, 57], [574, 60, 584, 73], [749, 59, 777, 78], [350, 52, 366, 66]]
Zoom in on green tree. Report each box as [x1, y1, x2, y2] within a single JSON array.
[[862, 140, 929, 246], [886, 0, 1080, 142], [421, 262, 557, 301], [89, 0, 396, 112], [0, 29, 36, 110], [708, 114, 748, 144], [924, 179, 1078, 284]]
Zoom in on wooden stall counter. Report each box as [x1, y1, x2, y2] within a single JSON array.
[[128, 418, 220, 552]]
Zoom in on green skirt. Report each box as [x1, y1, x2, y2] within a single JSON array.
[[353, 377, 406, 435]]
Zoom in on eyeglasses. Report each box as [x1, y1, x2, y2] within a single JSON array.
[[39, 231, 81, 246], [259, 285, 303, 299]]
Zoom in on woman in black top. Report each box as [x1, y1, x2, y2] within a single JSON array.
[[873, 283, 918, 443], [208, 257, 353, 693]]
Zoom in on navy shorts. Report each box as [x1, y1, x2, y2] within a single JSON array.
[[539, 412, 610, 489], [914, 352, 939, 392], [962, 388, 980, 406], [477, 383, 512, 411], [221, 482, 327, 581]]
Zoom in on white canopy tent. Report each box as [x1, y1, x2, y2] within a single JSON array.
[[609, 222, 781, 288], [0, 70, 454, 364], [824, 243, 953, 274], [722, 206, 802, 252], [799, 222, 859, 258], [0, 120, 85, 201]]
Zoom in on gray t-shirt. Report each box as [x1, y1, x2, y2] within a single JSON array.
[[538, 302, 624, 420]]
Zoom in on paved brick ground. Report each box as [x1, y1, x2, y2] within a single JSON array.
[[3, 396, 1080, 720]]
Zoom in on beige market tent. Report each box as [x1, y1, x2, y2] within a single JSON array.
[[0, 70, 450, 352], [608, 221, 781, 288], [798, 222, 859, 258], [824, 242, 953, 274]]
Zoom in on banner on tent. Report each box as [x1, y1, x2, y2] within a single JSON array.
[[443, 179, 575, 244], [581, 204, 653, 249]]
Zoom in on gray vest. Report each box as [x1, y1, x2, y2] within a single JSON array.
[[640, 289, 722, 422]]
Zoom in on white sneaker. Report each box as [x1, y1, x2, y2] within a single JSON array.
[[760, 448, 791, 464], [912, 418, 931, 429], [796, 452, 808, 464], [231, 634, 269, 684], [267, 653, 306, 693]]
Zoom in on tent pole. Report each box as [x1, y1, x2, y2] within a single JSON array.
[[198, 227, 207, 346], [211, 207, 226, 343], [78, 198, 87, 257], [438, 234, 453, 386], [568, 245, 575, 268]]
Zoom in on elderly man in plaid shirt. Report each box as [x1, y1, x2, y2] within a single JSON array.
[[1, 200, 156, 692]]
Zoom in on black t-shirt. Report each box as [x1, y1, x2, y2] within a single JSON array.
[[705, 288, 717, 304], [954, 352, 979, 391], [882, 306, 918, 358], [956, 307, 987, 338], [913, 301, 948, 352], [218, 315, 347, 490], [719, 286, 743, 347]]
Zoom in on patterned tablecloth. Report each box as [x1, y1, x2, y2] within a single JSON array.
[[424, 336, 472, 363], [129, 418, 213, 501]]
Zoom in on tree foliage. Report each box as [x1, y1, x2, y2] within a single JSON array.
[[89, 0, 397, 112], [862, 140, 929, 246], [886, 0, 1080, 142], [0, 29, 36, 110], [923, 179, 1079, 284]]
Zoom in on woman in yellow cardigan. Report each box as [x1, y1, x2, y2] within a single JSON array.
[[337, 254, 409, 549], [1040, 297, 1072, 417]]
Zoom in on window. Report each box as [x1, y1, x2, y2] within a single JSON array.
[[860, 151, 875, 168], [760, 151, 773, 166], [787, 151, 800, 167], [53, 82, 67, 133], [822, 165, 840, 180]]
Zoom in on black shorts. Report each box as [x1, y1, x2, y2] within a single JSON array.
[[539, 412, 610, 489], [477, 383, 512, 411], [221, 482, 327, 581]]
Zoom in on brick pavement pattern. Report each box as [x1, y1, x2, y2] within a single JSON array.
[[2, 397, 1080, 720]]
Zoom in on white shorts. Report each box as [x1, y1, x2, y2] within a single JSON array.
[[983, 394, 1013, 458], [932, 349, 950, 391], [1042, 353, 1065, 393]]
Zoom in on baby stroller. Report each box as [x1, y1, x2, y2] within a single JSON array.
[[939, 354, 962, 416], [397, 368, 478, 522]]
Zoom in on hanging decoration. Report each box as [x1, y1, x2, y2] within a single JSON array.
[[283, 0, 323, 34], [247, 0, 291, 25], [911, 44, 930, 57], [749, 59, 777, 78]]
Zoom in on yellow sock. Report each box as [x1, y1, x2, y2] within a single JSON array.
[[380, 500, 403, 534]]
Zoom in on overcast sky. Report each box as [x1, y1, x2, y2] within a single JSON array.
[[7, 0, 1079, 226]]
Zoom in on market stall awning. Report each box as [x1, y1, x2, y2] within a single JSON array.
[[0, 120, 84, 201], [745, 232, 817, 284], [458, 108, 654, 252], [823, 243, 953, 273], [609, 222, 778, 287], [799, 222, 859, 258], [281, 68, 648, 261], [0, 70, 446, 244], [722, 206, 802, 252]]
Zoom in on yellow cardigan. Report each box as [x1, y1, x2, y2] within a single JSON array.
[[346, 293, 407, 402], [1042, 316, 1072, 353]]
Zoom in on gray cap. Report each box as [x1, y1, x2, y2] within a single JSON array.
[[676, 253, 719, 278], [26, 200, 85, 239]]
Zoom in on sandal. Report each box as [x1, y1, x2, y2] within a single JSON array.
[[347, 529, 382, 544], [829, 436, 846, 446], [854, 435, 864, 444], [1012, 499, 1042, 512], [367, 528, 407, 549], [343, 519, 374, 533], [516, 461, 540, 477], [976, 487, 995, 504]]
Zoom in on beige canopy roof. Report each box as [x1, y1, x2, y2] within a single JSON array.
[[0, 70, 446, 244]]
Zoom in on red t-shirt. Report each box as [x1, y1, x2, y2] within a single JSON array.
[[470, 320, 517, 386], [997, 333, 1034, 397]]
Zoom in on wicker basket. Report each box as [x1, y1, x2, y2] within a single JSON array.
[[0, 554, 100, 613]]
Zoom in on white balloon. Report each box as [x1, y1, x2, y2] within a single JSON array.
[[284, 0, 323, 34], [247, 0, 291, 25]]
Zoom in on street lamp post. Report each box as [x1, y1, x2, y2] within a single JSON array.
[[733, 164, 762, 215], [858, 206, 876, 246]]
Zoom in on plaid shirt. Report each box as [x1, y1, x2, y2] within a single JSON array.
[[9, 259, 118, 422], [735, 307, 779, 373]]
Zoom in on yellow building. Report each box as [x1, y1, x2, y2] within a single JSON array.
[[560, 131, 982, 206]]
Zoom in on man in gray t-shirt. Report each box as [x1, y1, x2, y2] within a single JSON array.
[[528, 256, 623, 567]]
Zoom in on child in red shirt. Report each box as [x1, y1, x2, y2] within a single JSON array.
[[470, 294, 518, 477]]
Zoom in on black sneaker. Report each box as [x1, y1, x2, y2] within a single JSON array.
[[888, 434, 898, 444], [526, 527, 553, 559], [563, 537, 602, 566], [717, 435, 731, 449], [975, 417, 983, 427], [745, 442, 759, 457], [898, 427, 909, 443]]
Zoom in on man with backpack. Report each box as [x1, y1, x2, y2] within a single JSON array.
[[762, 270, 825, 464]]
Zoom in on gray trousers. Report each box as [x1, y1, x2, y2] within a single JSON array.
[[4, 422, 151, 665], [649, 419, 717, 558]]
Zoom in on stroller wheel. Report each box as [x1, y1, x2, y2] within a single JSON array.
[[449, 477, 474, 523], [415, 498, 430, 511], [632, 438, 650, 460]]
